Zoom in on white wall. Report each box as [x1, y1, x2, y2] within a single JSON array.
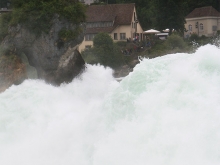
[[184, 17, 220, 37]]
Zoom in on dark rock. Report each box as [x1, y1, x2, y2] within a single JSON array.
[[1, 15, 85, 85], [113, 65, 133, 78], [129, 59, 140, 68]]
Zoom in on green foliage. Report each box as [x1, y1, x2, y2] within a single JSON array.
[[93, 32, 114, 50], [8, 0, 86, 35], [165, 34, 186, 50], [189, 33, 199, 41], [186, 0, 220, 13], [82, 32, 126, 68], [154, 0, 186, 34], [115, 41, 127, 47], [0, 13, 11, 42], [187, 33, 210, 46], [0, 0, 9, 8], [58, 27, 82, 42]]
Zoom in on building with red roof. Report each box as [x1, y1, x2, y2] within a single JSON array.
[[184, 6, 220, 37], [78, 3, 143, 52]]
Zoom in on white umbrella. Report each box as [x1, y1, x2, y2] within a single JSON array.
[[163, 28, 175, 32], [144, 29, 160, 34], [163, 29, 169, 32]]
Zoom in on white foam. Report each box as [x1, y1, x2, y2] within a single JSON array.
[[1, 45, 220, 165]]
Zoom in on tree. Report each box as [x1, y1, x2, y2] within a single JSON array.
[[9, 0, 86, 35], [93, 32, 113, 50], [154, 0, 186, 35], [186, 0, 220, 12], [85, 32, 125, 68], [0, 0, 9, 8]]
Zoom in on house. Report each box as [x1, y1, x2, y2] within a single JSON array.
[[184, 6, 220, 38], [78, 3, 143, 52]]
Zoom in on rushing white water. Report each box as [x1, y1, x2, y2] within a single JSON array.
[[1, 44, 220, 165]]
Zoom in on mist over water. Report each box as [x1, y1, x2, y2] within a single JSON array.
[[1, 44, 220, 165]]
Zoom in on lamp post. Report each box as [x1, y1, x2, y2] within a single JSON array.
[[135, 19, 138, 37], [196, 22, 199, 36]]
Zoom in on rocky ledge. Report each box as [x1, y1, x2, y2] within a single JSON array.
[[0, 15, 85, 89]]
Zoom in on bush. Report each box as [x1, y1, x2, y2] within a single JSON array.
[[189, 33, 199, 41], [165, 34, 186, 49], [115, 41, 127, 47], [82, 32, 126, 69], [93, 32, 113, 50]]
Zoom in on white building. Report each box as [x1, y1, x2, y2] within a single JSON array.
[[184, 6, 220, 37]]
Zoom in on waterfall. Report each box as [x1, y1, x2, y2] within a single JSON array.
[[1, 44, 220, 165]]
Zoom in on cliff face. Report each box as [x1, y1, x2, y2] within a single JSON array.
[[0, 53, 26, 93], [1, 15, 85, 86]]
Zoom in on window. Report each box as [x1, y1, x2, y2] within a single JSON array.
[[200, 23, 203, 30], [86, 22, 113, 28], [213, 25, 217, 31], [114, 33, 118, 40], [134, 12, 136, 21], [188, 24, 192, 31], [85, 45, 91, 49], [85, 34, 95, 41], [120, 33, 126, 40]]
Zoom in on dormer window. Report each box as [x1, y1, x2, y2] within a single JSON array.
[[86, 21, 113, 28]]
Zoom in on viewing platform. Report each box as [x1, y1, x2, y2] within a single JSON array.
[[0, 8, 12, 14]]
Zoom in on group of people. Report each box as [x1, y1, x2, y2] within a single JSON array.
[[121, 45, 144, 56], [126, 35, 140, 43], [121, 35, 153, 56], [121, 49, 132, 55], [145, 36, 151, 47]]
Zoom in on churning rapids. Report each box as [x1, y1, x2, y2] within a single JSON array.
[[1, 44, 220, 165]]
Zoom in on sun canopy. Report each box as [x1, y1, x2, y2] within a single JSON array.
[[156, 33, 169, 36], [143, 29, 160, 34]]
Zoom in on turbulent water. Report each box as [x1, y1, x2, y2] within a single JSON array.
[[1, 44, 220, 165]]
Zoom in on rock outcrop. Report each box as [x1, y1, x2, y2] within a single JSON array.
[[0, 53, 26, 93], [1, 15, 85, 86]]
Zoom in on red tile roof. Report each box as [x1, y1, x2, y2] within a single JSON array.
[[86, 25, 117, 33], [85, 3, 135, 33], [186, 6, 220, 18]]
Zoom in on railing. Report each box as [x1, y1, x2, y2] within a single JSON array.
[[0, 8, 12, 13]]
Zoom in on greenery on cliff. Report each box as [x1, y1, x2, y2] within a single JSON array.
[[11, 0, 85, 34], [0, 0, 86, 42]]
